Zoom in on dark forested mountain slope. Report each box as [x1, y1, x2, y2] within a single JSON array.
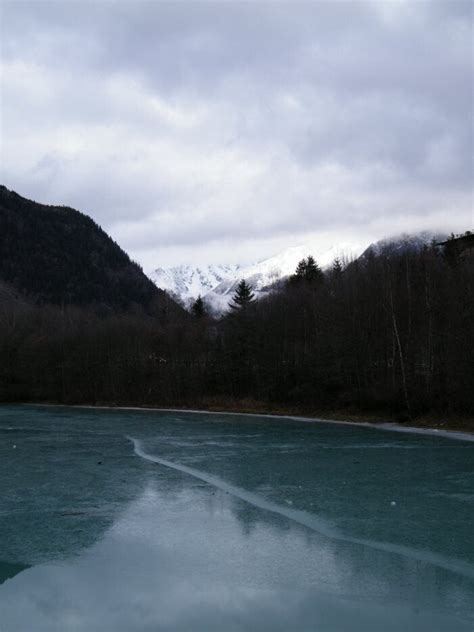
[[360, 231, 447, 259], [0, 185, 178, 314]]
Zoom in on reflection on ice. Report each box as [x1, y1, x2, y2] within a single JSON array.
[[0, 485, 471, 631], [1, 405, 473, 630], [0, 560, 29, 585], [130, 436, 474, 580]]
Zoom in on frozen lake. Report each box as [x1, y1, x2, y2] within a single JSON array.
[[1, 405, 473, 631]]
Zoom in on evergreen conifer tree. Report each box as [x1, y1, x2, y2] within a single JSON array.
[[295, 259, 307, 278], [230, 279, 256, 310], [291, 256, 324, 284], [304, 255, 323, 282], [191, 295, 206, 318], [332, 257, 343, 275]]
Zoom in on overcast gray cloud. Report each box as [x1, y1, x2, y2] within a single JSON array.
[[1, 0, 472, 268]]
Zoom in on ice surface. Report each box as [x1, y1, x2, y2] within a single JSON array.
[[130, 436, 474, 578], [0, 405, 473, 630]]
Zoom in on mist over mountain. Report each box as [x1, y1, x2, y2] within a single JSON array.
[[0, 186, 179, 315], [361, 231, 448, 259]]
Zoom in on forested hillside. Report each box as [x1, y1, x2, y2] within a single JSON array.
[[0, 186, 177, 314], [1, 226, 472, 424]]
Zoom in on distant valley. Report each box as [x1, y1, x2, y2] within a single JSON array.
[[0, 184, 471, 427], [1, 185, 448, 318]]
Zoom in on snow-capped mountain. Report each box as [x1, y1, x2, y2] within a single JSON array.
[[149, 264, 240, 305], [149, 232, 448, 314], [150, 241, 364, 313], [205, 241, 364, 312]]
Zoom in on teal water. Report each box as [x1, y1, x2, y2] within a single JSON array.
[[0, 405, 473, 631]]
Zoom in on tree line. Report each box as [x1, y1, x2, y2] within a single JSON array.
[[1, 239, 473, 422]]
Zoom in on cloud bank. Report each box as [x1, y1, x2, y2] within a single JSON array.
[[1, 1, 472, 268]]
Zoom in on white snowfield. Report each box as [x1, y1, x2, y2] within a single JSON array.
[[149, 263, 240, 306]]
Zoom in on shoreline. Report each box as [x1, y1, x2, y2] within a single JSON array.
[[15, 402, 474, 442]]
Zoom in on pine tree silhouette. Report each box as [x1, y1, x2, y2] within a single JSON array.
[[291, 256, 324, 284], [191, 295, 206, 318], [332, 257, 343, 275], [230, 279, 256, 310]]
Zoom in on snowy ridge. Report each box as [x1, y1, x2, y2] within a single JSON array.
[[149, 240, 363, 313], [149, 232, 447, 314], [205, 241, 364, 313]]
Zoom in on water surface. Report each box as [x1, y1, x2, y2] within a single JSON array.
[[0, 405, 473, 630]]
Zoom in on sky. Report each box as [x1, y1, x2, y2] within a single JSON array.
[[1, 1, 473, 270]]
